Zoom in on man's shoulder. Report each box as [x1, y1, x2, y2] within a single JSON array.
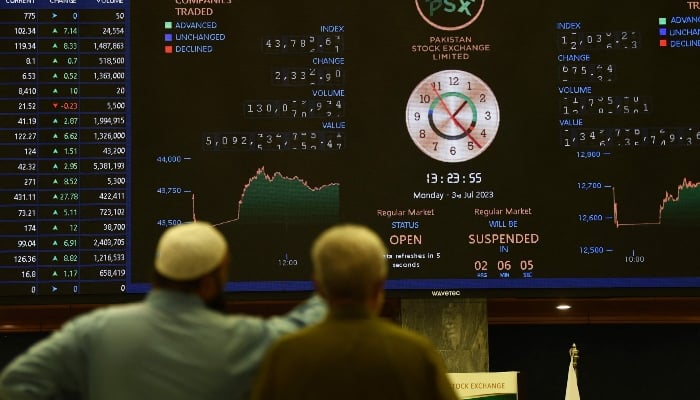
[[275, 316, 427, 343], [369, 318, 440, 350], [67, 301, 149, 327]]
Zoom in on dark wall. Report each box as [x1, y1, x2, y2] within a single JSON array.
[[0, 333, 49, 368], [489, 324, 700, 400], [3, 324, 699, 400]]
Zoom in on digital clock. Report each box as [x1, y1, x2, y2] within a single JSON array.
[[426, 172, 482, 184]]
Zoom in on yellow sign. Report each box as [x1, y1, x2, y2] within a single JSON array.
[[448, 371, 518, 399]]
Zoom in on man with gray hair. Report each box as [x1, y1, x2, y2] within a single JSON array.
[[250, 223, 458, 400], [0, 222, 327, 400]]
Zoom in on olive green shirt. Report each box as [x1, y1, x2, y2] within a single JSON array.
[[251, 305, 459, 400]]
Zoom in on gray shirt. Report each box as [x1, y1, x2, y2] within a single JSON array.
[[0, 289, 327, 400]]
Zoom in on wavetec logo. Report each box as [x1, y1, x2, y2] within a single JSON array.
[[415, 0, 485, 31], [431, 290, 462, 297]]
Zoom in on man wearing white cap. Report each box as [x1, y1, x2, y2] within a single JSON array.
[[0, 222, 327, 400]]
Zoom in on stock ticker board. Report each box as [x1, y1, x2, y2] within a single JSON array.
[[1, 0, 700, 301]]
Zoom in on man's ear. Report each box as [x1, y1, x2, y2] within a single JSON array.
[[197, 268, 222, 301], [369, 278, 386, 311], [312, 275, 328, 299]]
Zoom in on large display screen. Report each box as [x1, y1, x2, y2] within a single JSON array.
[[1, 0, 700, 302]]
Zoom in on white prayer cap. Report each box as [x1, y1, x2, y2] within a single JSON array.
[[154, 222, 228, 281]]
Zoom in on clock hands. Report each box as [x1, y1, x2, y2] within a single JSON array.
[[431, 85, 482, 148]]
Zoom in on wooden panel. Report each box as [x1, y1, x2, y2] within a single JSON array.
[[487, 297, 700, 324], [1, 297, 699, 332]]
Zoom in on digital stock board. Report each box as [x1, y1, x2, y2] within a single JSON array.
[[1, 0, 700, 302]]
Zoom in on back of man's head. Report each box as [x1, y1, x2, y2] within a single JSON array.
[[311, 224, 388, 302]]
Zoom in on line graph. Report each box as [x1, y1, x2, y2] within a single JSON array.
[[613, 178, 700, 227], [192, 167, 340, 226]]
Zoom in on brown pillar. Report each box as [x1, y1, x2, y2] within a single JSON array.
[[401, 298, 489, 373]]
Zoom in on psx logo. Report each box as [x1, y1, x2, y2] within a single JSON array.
[[425, 0, 476, 17], [415, 0, 485, 31]]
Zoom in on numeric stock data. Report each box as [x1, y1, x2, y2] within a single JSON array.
[[1, 0, 699, 301]]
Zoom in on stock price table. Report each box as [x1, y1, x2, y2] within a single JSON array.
[[0, 1, 129, 296]]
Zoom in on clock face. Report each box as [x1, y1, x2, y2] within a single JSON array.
[[406, 70, 500, 163]]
